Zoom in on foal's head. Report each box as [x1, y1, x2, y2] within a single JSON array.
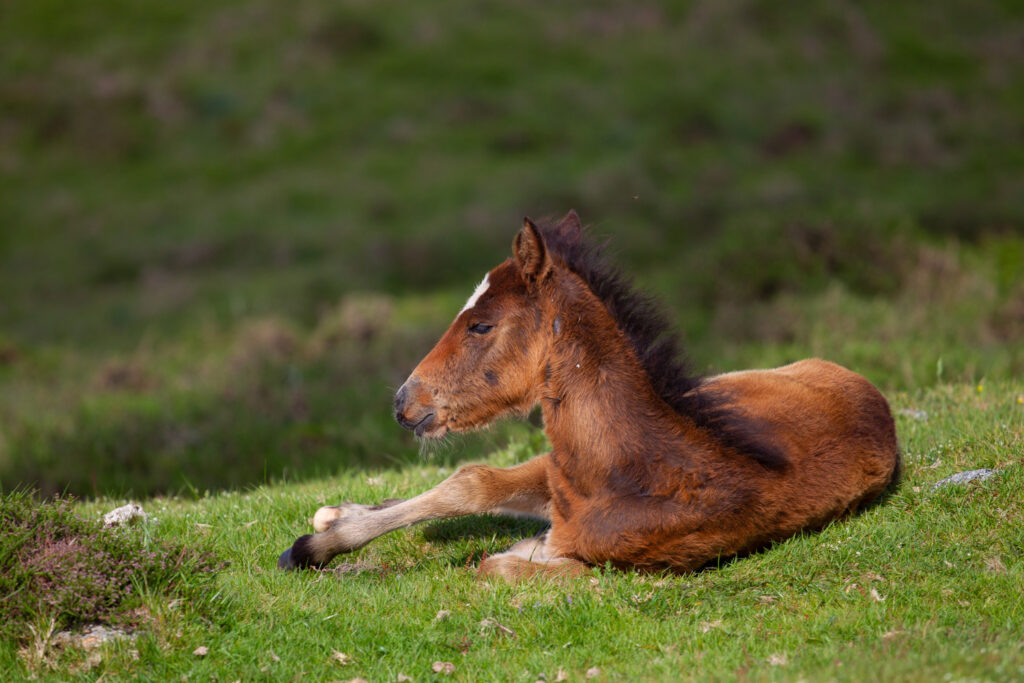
[[393, 215, 577, 438]]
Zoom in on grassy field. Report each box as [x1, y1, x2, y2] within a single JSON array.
[[1, 0, 1023, 679], [2, 0, 1022, 495], [2, 382, 1022, 680]]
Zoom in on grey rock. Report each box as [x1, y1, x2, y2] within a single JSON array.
[[932, 468, 999, 490], [52, 624, 136, 651]]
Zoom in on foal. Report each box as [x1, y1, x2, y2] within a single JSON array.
[[279, 211, 900, 580]]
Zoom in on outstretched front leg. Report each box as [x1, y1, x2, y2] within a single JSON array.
[[278, 455, 551, 570], [311, 499, 406, 533]]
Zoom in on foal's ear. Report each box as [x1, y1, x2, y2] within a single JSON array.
[[555, 209, 583, 241], [514, 217, 551, 284]]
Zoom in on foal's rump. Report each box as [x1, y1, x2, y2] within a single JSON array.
[[703, 358, 900, 518]]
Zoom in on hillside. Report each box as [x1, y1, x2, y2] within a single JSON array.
[[1, 0, 1021, 496]]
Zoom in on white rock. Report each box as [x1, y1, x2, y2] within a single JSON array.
[[103, 503, 147, 528]]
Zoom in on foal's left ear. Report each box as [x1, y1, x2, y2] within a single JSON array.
[[514, 218, 551, 285]]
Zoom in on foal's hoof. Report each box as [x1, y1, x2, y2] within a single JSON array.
[[277, 546, 298, 570], [277, 534, 316, 571]]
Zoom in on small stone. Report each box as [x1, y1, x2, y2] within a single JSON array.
[[103, 503, 147, 528], [432, 661, 455, 674], [193, 646, 209, 657], [586, 667, 601, 678], [898, 409, 928, 421], [397, 674, 412, 682], [80, 633, 104, 650], [932, 469, 999, 490], [434, 610, 451, 622], [331, 650, 352, 665]]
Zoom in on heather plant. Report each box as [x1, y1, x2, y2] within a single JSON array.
[[0, 489, 222, 643]]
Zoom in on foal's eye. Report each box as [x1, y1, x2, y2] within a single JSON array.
[[469, 323, 494, 335]]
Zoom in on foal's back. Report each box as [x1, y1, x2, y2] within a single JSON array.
[[706, 358, 900, 524]]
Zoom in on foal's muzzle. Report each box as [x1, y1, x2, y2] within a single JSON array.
[[394, 380, 438, 437]]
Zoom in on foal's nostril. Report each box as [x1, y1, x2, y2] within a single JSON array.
[[394, 384, 408, 414]]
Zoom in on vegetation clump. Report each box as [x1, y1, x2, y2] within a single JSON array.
[[0, 489, 222, 643]]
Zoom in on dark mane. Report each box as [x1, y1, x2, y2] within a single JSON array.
[[537, 216, 787, 471]]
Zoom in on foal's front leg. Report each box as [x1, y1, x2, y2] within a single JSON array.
[[278, 455, 551, 569], [311, 499, 406, 533]]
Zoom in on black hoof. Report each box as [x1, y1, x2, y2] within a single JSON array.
[[278, 534, 318, 571], [278, 546, 297, 570]]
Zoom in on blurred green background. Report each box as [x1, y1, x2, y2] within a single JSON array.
[[1, 0, 1021, 497]]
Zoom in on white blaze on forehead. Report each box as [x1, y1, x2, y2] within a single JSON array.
[[459, 272, 491, 314]]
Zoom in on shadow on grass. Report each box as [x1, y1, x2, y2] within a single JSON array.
[[423, 515, 548, 543]]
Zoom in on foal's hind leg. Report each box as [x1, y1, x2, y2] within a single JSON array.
[[279, 455, 551, 569], [477, 531, 588, 582]]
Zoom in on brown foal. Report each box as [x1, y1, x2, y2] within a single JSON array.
[[278, 211, 900, 580]]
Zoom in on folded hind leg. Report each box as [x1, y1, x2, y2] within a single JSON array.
[[280, 454, 551, 569], [477, 531, 588, 582]]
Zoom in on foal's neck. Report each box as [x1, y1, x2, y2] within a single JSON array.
[[539, 288, 700, 476]]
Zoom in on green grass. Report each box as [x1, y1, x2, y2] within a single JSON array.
[[2, 382, 1022, 680]]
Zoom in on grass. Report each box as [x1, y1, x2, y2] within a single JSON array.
[[3, 255, 1020, 498], [1, 0, 1022, 496], [1, 382, 1021, 680], [0, 489, 220, 671], [2, 0, 1023, 349]]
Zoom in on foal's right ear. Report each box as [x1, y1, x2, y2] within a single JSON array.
[[514, 217, 551, 285]]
